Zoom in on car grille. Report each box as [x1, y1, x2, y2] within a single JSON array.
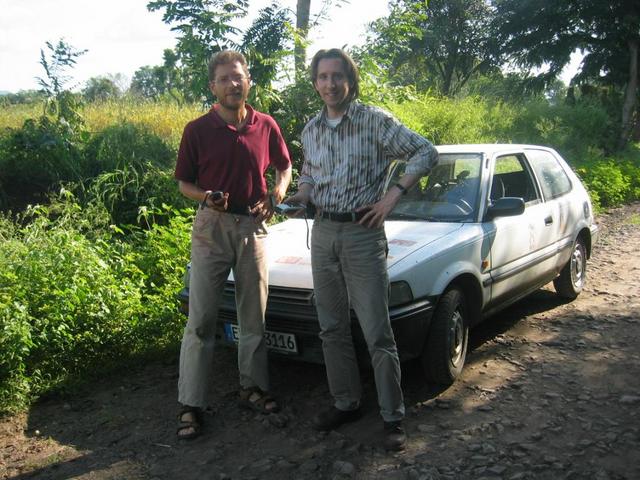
[[221, 282, 320, 336]]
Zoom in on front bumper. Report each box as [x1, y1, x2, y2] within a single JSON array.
[[177, 285, 435, 364]]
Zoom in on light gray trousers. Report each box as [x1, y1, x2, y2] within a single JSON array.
[[311, 218, 405, 422], [178, 208, 269, 408]]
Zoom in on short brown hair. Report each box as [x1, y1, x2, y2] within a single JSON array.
[[310, 48, 360, 103], [208, 50, 250, 82]]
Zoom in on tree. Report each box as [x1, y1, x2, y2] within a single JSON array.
[[0, 90, 46, 105], [293, 1, 349, 79], [37, 39, 87, 96], [83, 76, 121, 102], [36, 39, 87, 131], [241, 3, 292, 110], [493, 0, 640, 149], [294, 0, 311, 79], [130, 49, 182, 101], [147, 0, 249, 102], [364, 0, 499, 96], [147, 0, 293, 105]]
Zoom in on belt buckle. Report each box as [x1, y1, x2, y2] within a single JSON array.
[[350, 212, 357, 222]]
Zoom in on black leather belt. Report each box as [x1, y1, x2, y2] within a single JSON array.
[[318, 210, 366, 222], [226, 205, 252, 216]]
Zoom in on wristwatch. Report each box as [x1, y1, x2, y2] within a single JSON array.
[[394, 183, 408, 195]]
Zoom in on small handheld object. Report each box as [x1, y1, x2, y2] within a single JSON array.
[[201, 190, 224, 209], [274, 202, 305, 215], [210, 191, 223, 201]]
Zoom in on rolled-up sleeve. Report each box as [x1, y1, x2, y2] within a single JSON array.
[[298, 123, 317, 187], [380, 113, 438, 176]]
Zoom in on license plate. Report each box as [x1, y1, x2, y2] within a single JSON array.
[[223, 323, 298, 354]]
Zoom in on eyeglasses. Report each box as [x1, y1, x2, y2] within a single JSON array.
[[213, 75, 248, 85]]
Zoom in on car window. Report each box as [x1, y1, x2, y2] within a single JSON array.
[[492, 154, 540, 204], [387, 153, 482, 222], [526, 149, 572, 200]]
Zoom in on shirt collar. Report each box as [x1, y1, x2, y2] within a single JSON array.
[[317, 101, 358, 127], [209, 104, 256, 129]]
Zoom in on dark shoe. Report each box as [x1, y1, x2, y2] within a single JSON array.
[[383, 421, 406, 451], [176, 405, 203, 440], [313, 406, 362, 431]]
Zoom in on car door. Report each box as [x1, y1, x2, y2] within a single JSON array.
[[524, 148, 577, 270], [485, 152, 557, 307]]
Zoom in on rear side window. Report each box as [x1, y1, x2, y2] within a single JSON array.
[[527, 149, 572, 199], [492, 154, 539, 203]]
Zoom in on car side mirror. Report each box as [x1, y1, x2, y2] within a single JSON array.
[[485, 197, 525, 221]]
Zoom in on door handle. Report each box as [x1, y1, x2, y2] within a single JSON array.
[[544, 216, 553, 225]]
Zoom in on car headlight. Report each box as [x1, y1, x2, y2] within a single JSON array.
[[389, 281, 413, 307]]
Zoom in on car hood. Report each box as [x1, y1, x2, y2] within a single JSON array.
[[228, 219, 463, 289]]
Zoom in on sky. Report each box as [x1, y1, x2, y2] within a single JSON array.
[[0, 0, 390, 93]]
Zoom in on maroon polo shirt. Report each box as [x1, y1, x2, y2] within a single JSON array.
[[174, 105, 291, 211]]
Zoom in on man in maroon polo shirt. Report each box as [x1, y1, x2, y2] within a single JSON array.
[[174, 50, 292, 440]]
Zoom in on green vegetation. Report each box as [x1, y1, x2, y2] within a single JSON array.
[[0, 197, 192, 413], [1, 0, 639, 415], [2, 91, 638, 413]]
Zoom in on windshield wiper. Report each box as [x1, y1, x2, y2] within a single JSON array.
[[388, 212, 438, 221]]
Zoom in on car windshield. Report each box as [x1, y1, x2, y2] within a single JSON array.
[[387, 153, 483, 222]]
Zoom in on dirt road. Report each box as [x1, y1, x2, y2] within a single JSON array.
[[2, 203, 639, 480]]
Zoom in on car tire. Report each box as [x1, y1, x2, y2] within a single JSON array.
[[553, 236, 587, 299], [422, 287, 469, 386]]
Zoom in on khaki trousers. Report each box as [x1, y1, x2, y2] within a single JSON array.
[[178, 208, 269, 408], [311, 218, 405, 422]]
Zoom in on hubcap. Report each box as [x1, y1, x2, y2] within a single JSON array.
[[449, 309, 464, 365], [571, 243, 586, 289]]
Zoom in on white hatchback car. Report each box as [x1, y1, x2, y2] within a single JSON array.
[[179, 144, 598, 385]]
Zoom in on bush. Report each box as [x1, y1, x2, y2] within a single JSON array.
[[131, 205, 194, 348], [0, 200, 143, 412], [0, 197, 192, 414], [508, 99, 615, 162], [83, 122, 174, 177], [82, 164, 190, 227], [387, 95, 515, 145], [0, 117, 85, 208], [575, 145, 640, 210]]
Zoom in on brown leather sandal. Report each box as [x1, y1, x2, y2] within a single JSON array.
[[176, 405, 202, 440], [238, 387, 280, 414]]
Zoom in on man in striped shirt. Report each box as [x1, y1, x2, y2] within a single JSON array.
[[286, 48, 438, 451]]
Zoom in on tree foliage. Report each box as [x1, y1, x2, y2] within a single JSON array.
[[130, 50, 183, 102], [363, 0, 499, 96], [83, 76, 121, 102], [36, 39, 87, 131], [147, 0, 249, 102], [493, 0, 640, 148], [146, 0, 292, 105]]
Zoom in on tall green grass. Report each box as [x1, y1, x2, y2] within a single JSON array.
[[1, 99, 203, 150]]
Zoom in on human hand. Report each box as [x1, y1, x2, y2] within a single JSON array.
[[282, 191, 310, 218], [205, 191, 229, 211], [251, 192, 277, 223], [357, 194, 398, 228]]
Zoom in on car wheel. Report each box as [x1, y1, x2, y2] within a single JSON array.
[[554, 236, 587, 299], [422, 287, 469, 386]]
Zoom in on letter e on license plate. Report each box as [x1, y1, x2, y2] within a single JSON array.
[[223, 323, 298, 354]]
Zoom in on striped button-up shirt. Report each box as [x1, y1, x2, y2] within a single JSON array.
[[299, 101, 438, 212]]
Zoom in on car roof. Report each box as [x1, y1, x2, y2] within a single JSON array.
[[435, 144, 556, 156]]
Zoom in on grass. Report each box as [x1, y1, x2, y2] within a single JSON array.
[[628, 214, 640, 225], [2, 99, 205, 150]]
